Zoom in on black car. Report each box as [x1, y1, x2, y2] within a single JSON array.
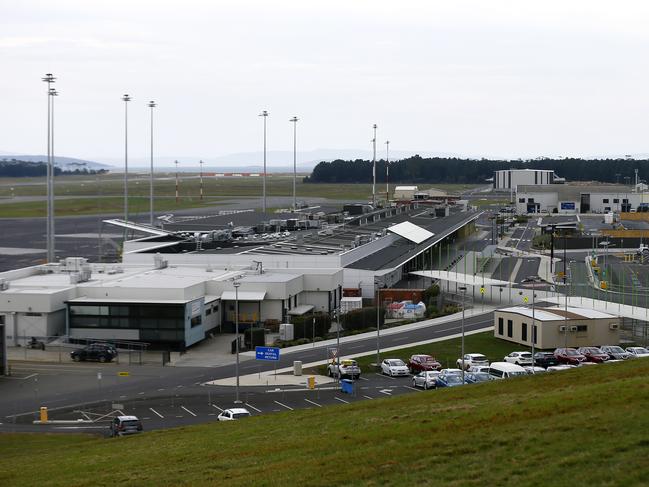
[[533, 351, 559, 368], [70, 343, 118, 363]]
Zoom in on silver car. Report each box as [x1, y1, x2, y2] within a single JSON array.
[[412, 370, 440, 390]]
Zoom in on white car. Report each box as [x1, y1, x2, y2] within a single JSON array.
[[626, 347, 649, 358], [456, 353, 489, 370], [467, 365, 490, 374], [380, 358, 410, 377], [412, 371, 440, 390], [546, 365, 576, 372], [439, 368, 463, 376], [217, 408, 251, 421], [504, 351, 533, 366], [524, 366, 546, 375]]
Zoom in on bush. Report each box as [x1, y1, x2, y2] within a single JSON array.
[[443, 305, 460, 315], [290, 313, 331, 340], [422, 284, 440, 304], [342, 307, 385, 332]]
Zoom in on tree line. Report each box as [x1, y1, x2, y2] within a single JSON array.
[[304, 156, 649, 184], [0, 159, 108, 177]]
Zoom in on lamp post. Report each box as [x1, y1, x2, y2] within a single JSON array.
[[521, 276, 539, 370], [48, 86, 58, 263], [375, 278, 381, 367], [42, 73, 56, 262], [174, 160, 179, 203], [122, 94, 131, 234], [290, 116, 298, 211], [259, 110, 269, 213], [385, 140, 390, 201], [148, 100, 156, 226], [199, 159, 205, 201], [459, 286, 467, 384], [372, 124, 377, 206], [233, 280, 242, 404]]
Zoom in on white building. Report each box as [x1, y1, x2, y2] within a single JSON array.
[[493, 169, 563, 191]]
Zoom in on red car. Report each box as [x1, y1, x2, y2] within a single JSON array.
[[577, 347, 609, 363], [407, 354, 442, 373], [554, 348, 587, 365]]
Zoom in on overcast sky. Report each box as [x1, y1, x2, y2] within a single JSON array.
[[2, 0, 649, 164]]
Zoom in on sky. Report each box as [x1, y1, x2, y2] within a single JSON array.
[[2, 0, 649, 165]]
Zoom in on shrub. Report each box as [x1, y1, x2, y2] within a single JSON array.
[[342, 307, 385, 331], [422, 284, 440, 304], [289, 313, 331, 340]]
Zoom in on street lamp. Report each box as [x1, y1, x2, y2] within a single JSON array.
[[372, 124, 377, 206], [174, 160, 179, 203], [41, 73, 56, 263], [122, 94, 131, 235], [385, 140, 390, 201], [290, 116, 298, 211], [259, 110, 269, 213], [233, 280, 242, 404], [521, 276, 539, 370], [199, 159, 205, 201], [48, 87, 58, 263], [148, 100, 156, 226], [459, 286, 467, 384], [375, 278, 382, 367]]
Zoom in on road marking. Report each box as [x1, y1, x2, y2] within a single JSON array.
[[392, 336, 410, 341], [208, 413, 216, 416], [211, 404, 223, 412], [53, 426, 107, 430], [403, 386, 421, 392], [181, 406, 197, 417], [245, 403, 262, 413], [274, 400, 294, 411], [119, 395, 127, 399], [176, 415, 183, 418], [142, 417, 151, 420], [304, 398, 322, 408], [362, 395, 373, 400], [334, 397, 349, 404], [358, 377, 369, 381], [378, 389, 392, 396], [138, 392, 145, 395], [157, 388, 165, 392], [149, 407, 164, 418], [377, 373, 396, 380], [348, 345, 364, 349]]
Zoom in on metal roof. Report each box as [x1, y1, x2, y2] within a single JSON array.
[[387, 221, 434, 244], [497, 305, 617, 321], [220, 291, 266, 301]]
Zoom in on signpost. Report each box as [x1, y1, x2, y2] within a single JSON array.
[[255, 346, 280, 376]]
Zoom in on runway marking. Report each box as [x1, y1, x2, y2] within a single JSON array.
[[210, 404, 223, 412], [362, 395, 373, 400], [181, 406, 197, 417], [334, 397, 349, 404], [403, 386, 421, 392], [377, 373, 396, 380], [149, 407, 164, 419], [304, 399, 322, 408], [274, 401, 294, 411], [245, 403, 262, 413]]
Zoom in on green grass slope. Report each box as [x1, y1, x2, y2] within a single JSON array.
[[1, 360, 648, 487]]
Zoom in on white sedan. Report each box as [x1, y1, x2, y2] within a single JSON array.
[[626, 347, 649, 358], [456, 353, 489, 370], [381, 358, 410, 377], [217, 408, 251, 421], [504, 351, 533, 366]]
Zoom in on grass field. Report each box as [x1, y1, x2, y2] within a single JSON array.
[[0, 359, 647, 486]]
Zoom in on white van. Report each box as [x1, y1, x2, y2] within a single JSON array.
[[488, 362, 527, 380]]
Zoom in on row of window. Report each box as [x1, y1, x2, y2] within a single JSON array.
[[70, 316, 185, 330], [69, 305, 185, 319], [498, 317, 537, 344]]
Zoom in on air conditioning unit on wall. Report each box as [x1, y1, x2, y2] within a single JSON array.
[[569, 325, 578, 332], [609, 323, 620, 330], [559, 325, 567, 332]]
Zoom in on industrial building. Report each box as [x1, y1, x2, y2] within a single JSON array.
[[494, 306, 620, 349], [492, 169, 564, 191], [515, 184, 648, 214]]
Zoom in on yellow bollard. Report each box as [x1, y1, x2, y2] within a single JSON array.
[[307, 376, 315, 390], [40, 407, 48, 423]]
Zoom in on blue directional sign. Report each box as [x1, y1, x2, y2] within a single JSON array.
[[255, 346, 280, 361]]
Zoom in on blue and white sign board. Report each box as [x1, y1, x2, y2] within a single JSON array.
[[255, 346, 280, 361]]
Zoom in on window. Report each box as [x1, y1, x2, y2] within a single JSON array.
[[603, 198, 609, 203], [498, 317, 504, 335], [576, 325, 587, 332], [206, 308, 212, 316], [613, 198, 619, 204], [604, 207, 611, 212], [25, 312, 42, 317], [190, 316, 202, 328], [521, 322, 528, 342], [519, 198, 525, 203], [528, 198, 535, 203], [0, 315, 4, 324], [623, 198, 629, 204], [507, 320, 513, 338], [533, 325, 537, 344]]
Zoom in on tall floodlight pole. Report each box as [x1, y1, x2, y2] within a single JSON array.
[[148, 101, 156, 226], [233, 280, 242, 403], [122, 94, 131, 240], [42, 74, 56, 262], [372, 124, 377, 206], [259, 110, 269, 213], [49, 87, 58, 262], [199, 159, 205, 201], [385, 140, 390, 201], [174, 160, 179, 203], [290, 116, 298, 211], [459, 286, 467, 383]]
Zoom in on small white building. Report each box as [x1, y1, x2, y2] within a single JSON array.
[[516, 184, 644, 214], [494, 305, 620, 349], [393, 186, 418, 199]]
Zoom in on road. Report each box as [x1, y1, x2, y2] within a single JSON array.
[[0, 313, 493, 433]]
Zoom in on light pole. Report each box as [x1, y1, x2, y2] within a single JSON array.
[[521, 276, 538, 370], [259, 110, 269, 213], [290, 116, 298, 211], [385, 140, 390, 201], [372, 124, 377, 206], [122, 94, 131, 233], [233, 280, 242, 403], [148, 101, 156, 226], [199, 159, 205, 201], [375, 278, 381, 367], [42, 73, 56, 263], [459, 286, 467, 383], [174, 160, 179, 203], [48, 87, 58, 263]]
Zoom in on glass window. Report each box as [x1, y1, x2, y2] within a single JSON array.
[[498, 317, 504, 335], [507, 320, 513, 338], [191, 316, 202, 328], [533, 325, 537, 344], [577, 325, 587, 332], [521, 322, 528, 341], [603, 198, 609, 203], [613, 198, 619, 204]]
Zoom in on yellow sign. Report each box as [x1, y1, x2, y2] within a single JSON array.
[[118, 371, 130, 377], [523, 296, 529, 303], [480, 287, 485, 294]]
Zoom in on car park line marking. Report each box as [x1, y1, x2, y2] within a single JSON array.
[[157, 388, 165, 392], [138, 392, 145, 395], [211, 404, 223, 412], [358, 377, 369, 381], [119, 395, 127, 399], [376, 373, 396, 380], [378, 389, 392, 396], [403, 386, 421, 392], [176, 415, 184, 418], [208, 413, 216, 416], [245, 403, 262, 413], [362, 395, 373, 400], [142, 417, 150, 420], [334, 397, 349, 404], [181, 406, 197, 417], [149, 408, 164, 418], [274, 401, 294, 411], [304, 399, 322, 408]]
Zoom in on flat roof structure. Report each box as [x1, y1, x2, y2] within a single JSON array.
[[498, 306, 617, 321], [387, 221, 434, 244]]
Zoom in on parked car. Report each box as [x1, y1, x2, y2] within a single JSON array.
[[456, 353, 489, 370], [547, 365, 576, 372], [577, 347, 609, 363], [435, 372, 465, 388], [328, 359, 362, 379], [504, 351, 533, 366], [380, 358, 410, 377], [217, 408, 251, 421], [467, 365, 490, 374], [524, 366, 546, 375], [412, 371, 440, 390], [625, 346, 649, 358], [110, 415, 143, 437], [554, 348, 587, 365], [407, 354, 442, 373], [533, 351, 560, 368], [439, 368, 463, 376], [70, 343, 118, 363], [488, 362, 527, 380], [600, 345, 631, 360], [465, 372, 491, 384]]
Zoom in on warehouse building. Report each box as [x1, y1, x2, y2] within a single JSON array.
[[492, 169, 563, 191], [494, 306, 620, 349]]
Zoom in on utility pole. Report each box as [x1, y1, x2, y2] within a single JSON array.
[[372, 124, 377, 206], [290, 116, 298, 211], [385, 140, 390, 201], [259, 110, 269, 213], [199, 160, 204, 201], [122, 94, 131, 232], [174, 160, 179, 203], [148, 101, 156, 226]]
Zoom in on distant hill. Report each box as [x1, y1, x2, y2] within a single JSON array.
[[0, 154, 110, 171], [0, 159, 108, 177]]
